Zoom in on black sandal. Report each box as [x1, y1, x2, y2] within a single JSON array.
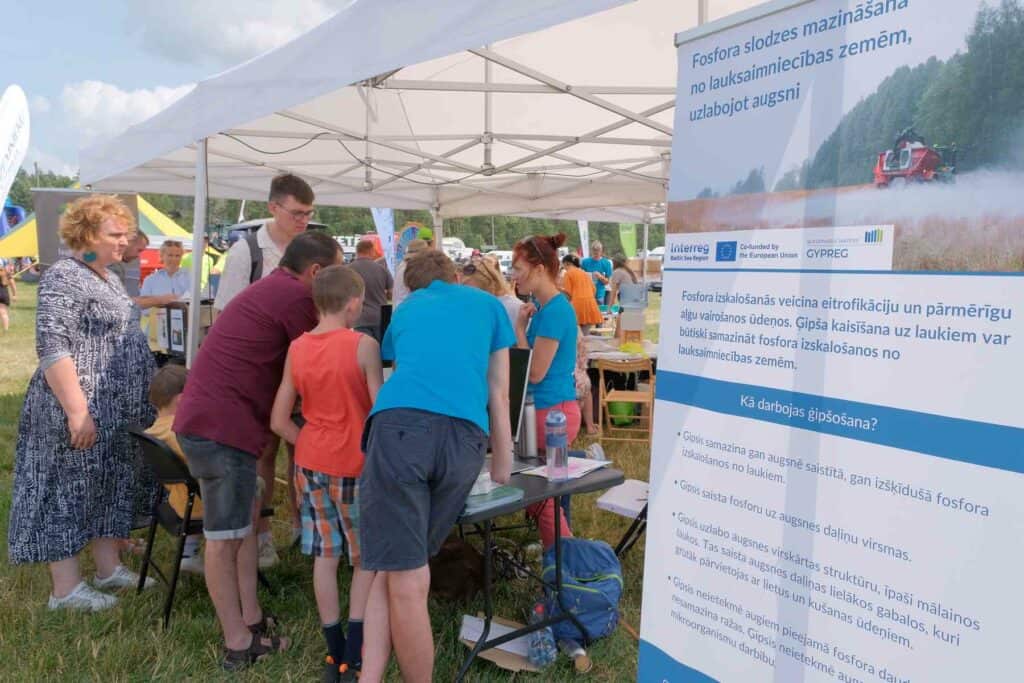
[[222, 634, 289, 671], [247, 612, 280, 636]]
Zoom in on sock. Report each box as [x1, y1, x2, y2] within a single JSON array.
[[323, 621, 346, 665], [183, 535, 201, 558], [344, 620, 364, 669]]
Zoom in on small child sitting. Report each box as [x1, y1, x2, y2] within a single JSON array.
[[270, 265, 384, 682], [145, 364, 204, 574]]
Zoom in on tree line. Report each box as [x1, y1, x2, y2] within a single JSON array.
[[696, 0, 1024, 197], [7, 168, 663, 255]]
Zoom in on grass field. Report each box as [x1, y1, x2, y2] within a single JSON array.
[[0, 284, 659, 681]]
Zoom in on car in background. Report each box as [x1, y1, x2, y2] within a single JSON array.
[[443, 236, 474, 262], [487, 250, 514, 275]]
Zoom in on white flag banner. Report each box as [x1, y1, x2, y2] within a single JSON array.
[[577, 219, 589, 258], [0, 85, 30, 208], [371, 207, 396, 274]]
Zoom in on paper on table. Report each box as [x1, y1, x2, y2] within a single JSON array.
[[459, 615, 531, 658], [520, 457, 612, 480]]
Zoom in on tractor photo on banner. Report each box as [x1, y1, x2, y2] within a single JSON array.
[[641, 1, 1024, 681]]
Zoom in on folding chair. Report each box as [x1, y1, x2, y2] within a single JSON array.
[[127, 426, 272, 628], [595, 357, 655, 446]]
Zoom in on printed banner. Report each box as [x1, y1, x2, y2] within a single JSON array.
[[640, 1, 1024, 682], [0, 85, 29, 219], [619, 222, 637, 257], [371, 207, 396, 274], [578, 219, 590, 258]]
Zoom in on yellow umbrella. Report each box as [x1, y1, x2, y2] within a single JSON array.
[[0, 195, 189, 258]]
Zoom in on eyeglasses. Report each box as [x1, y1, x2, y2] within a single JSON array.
[[273, 203, 316, 220]]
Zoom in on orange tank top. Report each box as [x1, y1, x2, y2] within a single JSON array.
[[290, 328, 371, 477]]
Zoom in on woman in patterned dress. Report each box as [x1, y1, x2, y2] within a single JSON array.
[[8, 195, 156, 611]]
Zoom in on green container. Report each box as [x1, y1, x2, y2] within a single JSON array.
[[608, 401, 636, 426]]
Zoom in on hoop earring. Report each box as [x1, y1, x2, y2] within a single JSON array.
[[83, 251, 98, 263]]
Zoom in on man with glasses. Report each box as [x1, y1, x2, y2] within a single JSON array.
[[212, 173, 316, 567], [214, 173, 316, 315]]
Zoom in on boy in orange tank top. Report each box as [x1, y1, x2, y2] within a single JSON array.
[[270, 265, 384, 682]]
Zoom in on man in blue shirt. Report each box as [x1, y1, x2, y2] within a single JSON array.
[[358, 249, 514, 682], [581, 240, 612, 305], [138, 239, 190, 309]]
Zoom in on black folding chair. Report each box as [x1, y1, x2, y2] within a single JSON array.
[[127, 426, 272, 628]]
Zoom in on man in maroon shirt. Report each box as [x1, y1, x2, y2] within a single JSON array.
[[174, 231, 341, 669]]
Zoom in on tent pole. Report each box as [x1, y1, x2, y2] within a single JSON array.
[[186, 138, 208, 368], [483, 45, 494, 171], [698, 0, 709, 25], [364, 86, 374, 190], [431, 206, 444, 249], [641, 212, 650, 287]]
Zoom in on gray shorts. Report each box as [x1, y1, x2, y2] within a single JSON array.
[[359, 408, 487, 571], [178, 434, 259, 541]]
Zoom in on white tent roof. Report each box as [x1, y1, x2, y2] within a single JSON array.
[[80, 0, 715, 219]]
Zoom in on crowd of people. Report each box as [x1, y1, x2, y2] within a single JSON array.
[[6, 173, 630, 680]]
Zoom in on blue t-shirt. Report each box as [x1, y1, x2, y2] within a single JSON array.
[[526, 293, 578, 409], [581, 256, 612, 302], [372, 280, 516, 434]]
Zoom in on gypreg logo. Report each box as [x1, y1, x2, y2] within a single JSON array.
[[864, 228, 884, 244]]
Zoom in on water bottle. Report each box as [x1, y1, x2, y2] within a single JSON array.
[[524, 394, 538, 458], [527, 603, 558, 668], [545, 409, 569, 482]]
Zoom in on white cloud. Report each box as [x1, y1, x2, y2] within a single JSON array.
[[22, 147, 77, 177], [129, 0, 354, 66], [29, 95, 51, 114], [61, 80, 194, 146]]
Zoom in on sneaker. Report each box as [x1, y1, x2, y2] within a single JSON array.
[[180, 554, 204, 576], [48, 581, 118, 612], [321, 656, 341, 683], [338, 663, 358, 682], [94, 564, 157, 591], [258, 538, 280, 569]]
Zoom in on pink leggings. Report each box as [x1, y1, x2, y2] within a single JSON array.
[[528, 401, 581, 548]]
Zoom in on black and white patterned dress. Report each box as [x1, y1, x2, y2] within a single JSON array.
[[8, 258, 155, 564]]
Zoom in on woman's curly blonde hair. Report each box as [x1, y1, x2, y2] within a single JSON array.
[[59, 195, 136, 252]]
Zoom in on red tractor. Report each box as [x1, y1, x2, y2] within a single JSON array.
[[874, 128, 956, 188]]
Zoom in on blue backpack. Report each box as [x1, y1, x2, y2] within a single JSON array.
[[542, 538, 623, 642]]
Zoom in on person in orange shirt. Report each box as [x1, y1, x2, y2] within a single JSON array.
[[561, 254, 604, 334], [270, 266, 384, 682]]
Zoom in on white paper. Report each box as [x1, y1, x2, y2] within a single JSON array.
[[459, 615, 531, 658]]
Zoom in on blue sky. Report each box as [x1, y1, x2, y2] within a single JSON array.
[[7, 0, 770, 179], [5, 0, 352, 176]]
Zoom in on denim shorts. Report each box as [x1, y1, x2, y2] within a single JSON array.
[[178, 434, 259, 541], [358, 408, 487, 571]]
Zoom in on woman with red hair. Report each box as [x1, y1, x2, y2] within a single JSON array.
[[510, 233, 579, 547]]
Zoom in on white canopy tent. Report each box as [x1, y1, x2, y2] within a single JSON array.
[[79, 0, 761, 362]]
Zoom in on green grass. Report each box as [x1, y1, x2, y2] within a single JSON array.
[[0, 285, 657, 680]]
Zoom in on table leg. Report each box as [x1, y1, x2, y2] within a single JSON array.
[[615, 502, 648, 557], [456, 519, 493, 682], [554, 494, 589, 645]]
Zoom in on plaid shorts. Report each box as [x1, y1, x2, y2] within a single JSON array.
[[295, 467, 360, 564]]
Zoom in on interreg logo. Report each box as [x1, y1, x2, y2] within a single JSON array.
[[864, 228, 884, 244], [715, 241, 738, 262]]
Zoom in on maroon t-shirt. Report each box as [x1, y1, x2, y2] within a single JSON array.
[[174, 268, 317, 457]]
